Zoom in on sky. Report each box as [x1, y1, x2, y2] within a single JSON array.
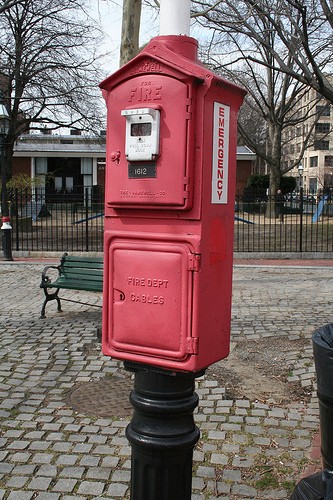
[[83, 0, 211, 130], [87, 0, 210, 76]]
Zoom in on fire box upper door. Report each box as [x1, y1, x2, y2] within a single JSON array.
[[107, 239, 195, 361], [106, 75, 191, 208]]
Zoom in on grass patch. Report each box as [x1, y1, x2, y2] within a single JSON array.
[[255, 470, 279, 489], [282, 480, 297, 495]]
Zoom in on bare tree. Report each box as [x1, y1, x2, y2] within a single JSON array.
[[191, 0, 327, 211], [192, 0, 333, 104], [0, 0, 25, 14], [0, 0, 106, 178], [144, 0, 333, 104]]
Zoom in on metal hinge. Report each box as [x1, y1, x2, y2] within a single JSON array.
[[188, 253, 201, 272], [185, 97, 192, 120], [183, 176, 190, 199], [186, 337, 199, 354]]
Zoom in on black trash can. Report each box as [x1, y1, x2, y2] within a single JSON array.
[[290, 470, 333, 499], [290, 325, 333, 499], [313, 324, 333, 471]]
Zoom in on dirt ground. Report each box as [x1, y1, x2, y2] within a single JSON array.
[[206, 337, 312, 404], [84, 336, 313, 405]]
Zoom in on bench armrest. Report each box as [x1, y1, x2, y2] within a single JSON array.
[[40, 265, 61, 287]]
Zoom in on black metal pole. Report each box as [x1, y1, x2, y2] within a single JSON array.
[[15, 188, 19, 252], [299, 183, 303, 254], [124, 362, 204, 500], [85, 188, 89, 252], [1, 134, 13, 261]]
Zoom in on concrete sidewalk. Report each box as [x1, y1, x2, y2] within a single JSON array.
[[0, 260, 331, 499]]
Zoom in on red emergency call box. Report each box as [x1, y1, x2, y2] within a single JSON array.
[[100, 35, 245, 372]]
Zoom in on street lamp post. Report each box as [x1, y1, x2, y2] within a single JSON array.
[[0, 91, 12, 261], [298, 162, 304, 254]]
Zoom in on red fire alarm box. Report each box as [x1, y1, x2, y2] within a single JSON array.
[[100, 35, 246, 372]]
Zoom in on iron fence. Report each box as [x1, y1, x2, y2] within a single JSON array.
[[10, 188, 104, 253], [234, 191, 333, 253], [4, 189, 333, 254]]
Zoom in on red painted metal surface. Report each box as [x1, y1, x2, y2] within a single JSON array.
[[100, 35, 246, 371]]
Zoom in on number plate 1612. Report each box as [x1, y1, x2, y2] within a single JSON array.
[[128, 164, 156, 179]]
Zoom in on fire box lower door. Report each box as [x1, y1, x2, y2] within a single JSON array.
[[104, 237, 195, 363]]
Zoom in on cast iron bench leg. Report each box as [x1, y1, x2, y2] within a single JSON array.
[[40, 288, 62, 319]]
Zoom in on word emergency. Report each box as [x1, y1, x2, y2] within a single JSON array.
[[212, 102, 230, 204]]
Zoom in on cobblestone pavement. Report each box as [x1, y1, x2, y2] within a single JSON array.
[[0, 260, 332, 499]]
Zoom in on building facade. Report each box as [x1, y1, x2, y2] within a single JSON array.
[[283, 87, 333, 194], [12, 131, 255, 196], [13, 131, 106, 201]]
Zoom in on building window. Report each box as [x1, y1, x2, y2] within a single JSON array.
[[54, 177, 62, 192], [310, 156, 318, 168], [315, 122, 330, 134], [35, 157, 48, 175], [325, 156, 333, 167], [81, 158, 93, 175], [309, 178, 318, 193], [324, 174, 333, 188], [314, 140, 329, 150], [316, 105, 331, 116]]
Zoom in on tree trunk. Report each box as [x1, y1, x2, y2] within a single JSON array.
[[120, 0, 142, 66], [265, 123, 282, 218], [266, 167, 281, 218]]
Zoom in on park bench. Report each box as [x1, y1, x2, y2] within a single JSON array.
[[40, 253, 103, 318]]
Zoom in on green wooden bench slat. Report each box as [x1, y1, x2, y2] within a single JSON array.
[[63, 255, 103, 266], [62, 268, 104, 275], [61, 275, 103, 281], [62, 261, 103, 269], [57, 275, 103, 281], [48, 280, 102, 292]]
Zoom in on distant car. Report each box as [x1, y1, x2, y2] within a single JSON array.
[[303, 195, 316, 203], [285, 192, 316, 203], [285, 192, 298, 202]]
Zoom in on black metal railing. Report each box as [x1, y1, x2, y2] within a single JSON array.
[[234, 191, 333, 253], [10, 188, 104, 253], [4, 189, 333, 254]]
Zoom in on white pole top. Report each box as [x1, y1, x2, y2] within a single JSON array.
[[159, 0, 191, 36]]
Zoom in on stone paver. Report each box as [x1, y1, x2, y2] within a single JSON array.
[[0, 260, 328, 499]]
